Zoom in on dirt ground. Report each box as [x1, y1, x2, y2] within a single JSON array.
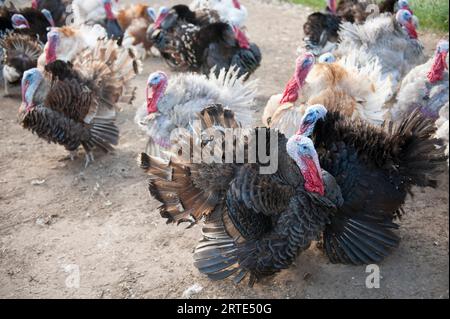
[[0, 0, 449, 299]]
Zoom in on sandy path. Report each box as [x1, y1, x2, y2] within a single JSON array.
[[0, 0, 448, 299]]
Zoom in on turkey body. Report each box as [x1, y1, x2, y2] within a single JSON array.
[[263, 52, 391, 138], [141, 105, 339, 284], [337, 13, 426, 89], [141, 104, 446, 284], [311, 110, 446, 264], [19, 39, 141, 162], [149, 5, 261, 78], [391, 49, 448, 121], [19, 61, 119, 156]]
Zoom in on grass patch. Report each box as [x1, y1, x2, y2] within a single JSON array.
[[289, 0, 449, 32]]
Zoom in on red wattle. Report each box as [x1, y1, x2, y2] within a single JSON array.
[[405, 21, 418, 39], [279, 77, 299, 104], [154, 13, 168, 29], [301, 156, 324, 196], [328, 0, 337, 15], [427, 52, 448, 83], [104, 2, 115, 20], [146, 86, 158, 114], [234, 27, 250, 49], [45, 42, 57, 64], [232, 0, 241, 9]]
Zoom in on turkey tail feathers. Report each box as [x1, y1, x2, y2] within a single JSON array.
[[88, 119, 119, 153], [193, 208, 249, 284], [208, 65, 257, 127], [323, 214, 400, 265], [390, 109, 447, 188]]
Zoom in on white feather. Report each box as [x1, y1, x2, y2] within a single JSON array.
[[135, 66, 257, 155]]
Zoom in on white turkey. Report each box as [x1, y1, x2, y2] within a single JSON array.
[[262, 51, 391, 137], [337, 10, 426, 90], [135, 66, 257, 158], [391, 40, 449, 121]]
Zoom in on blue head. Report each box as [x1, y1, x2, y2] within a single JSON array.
[[11, 14, 30, 29], [147, 7, 157, 21], [21, 68, 44, 111], [298, 104, 328, 137]]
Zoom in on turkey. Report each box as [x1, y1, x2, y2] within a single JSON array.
[[337, 10, 426, 89], [36, 25, 108, 69], [101, 0, 124, 45], [1, 31, 43, 96], [19, 38, 140, 166], [134, 66, 257, 158], [148, 6, 261, 78], [31, 0, 67, 27], [391, 40, 448, 121], [139, 103, 446, 284], [302, 0, 398, 56], [262, 51, 391, 137], [189, 0, 248, 28]]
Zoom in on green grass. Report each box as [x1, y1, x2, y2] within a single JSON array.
[[290, 0, 449, 32]]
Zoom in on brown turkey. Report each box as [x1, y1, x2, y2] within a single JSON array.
[[18, 39, 140, 167], [140, 104, 446, 285]]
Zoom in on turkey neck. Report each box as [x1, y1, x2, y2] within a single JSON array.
[[427, 50, 448, 83], [45, 38, 58, 64], [297, 154, 325, 196]]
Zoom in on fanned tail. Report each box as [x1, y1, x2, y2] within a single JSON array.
[[208, 65, 258, 127], [74, 38, 142, 109], [387, 108, 448, 188]]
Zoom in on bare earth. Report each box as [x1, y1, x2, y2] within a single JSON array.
[[0, 0, 449, 299]]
